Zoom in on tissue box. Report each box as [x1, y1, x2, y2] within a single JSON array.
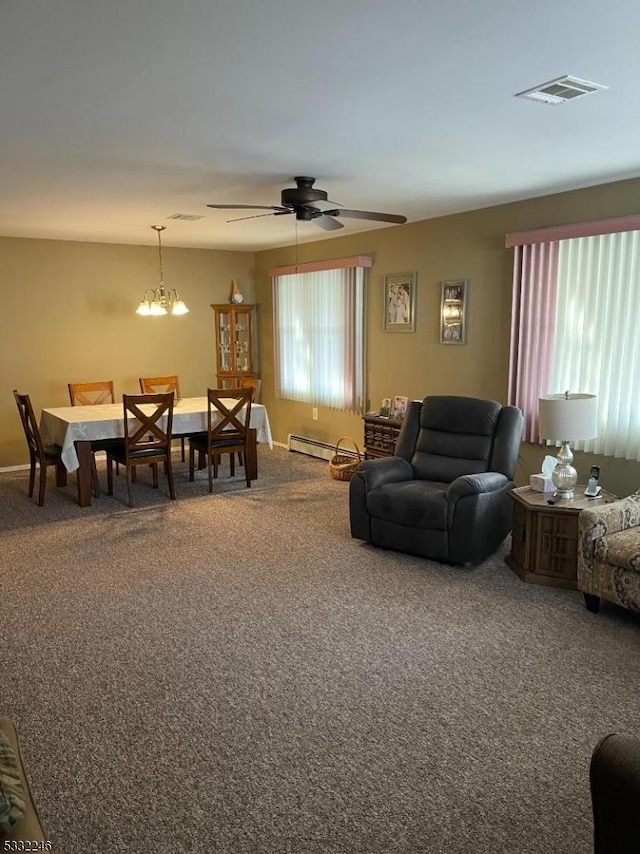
[[530, 474, 555, 493]]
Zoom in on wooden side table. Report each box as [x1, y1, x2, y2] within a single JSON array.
[[362, 414, 403, 460], [505, 486, 617, 589]]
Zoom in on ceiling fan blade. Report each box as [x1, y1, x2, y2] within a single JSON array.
[[207, 204, 286, 211], [315, 215, 344, 231], [326, 208, 407, 224], [227, 212, 281, 222]]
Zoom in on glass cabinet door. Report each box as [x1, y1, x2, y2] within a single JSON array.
[[217, 309, 233, 373], [212, 304, 255, 384], [234, 316, 251, 373]]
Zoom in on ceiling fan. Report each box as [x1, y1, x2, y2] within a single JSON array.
[[207, 176, 407, 231]]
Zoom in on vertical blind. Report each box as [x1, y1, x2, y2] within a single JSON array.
[[273, 265, 365, 412], [509, 226, 640, 460]]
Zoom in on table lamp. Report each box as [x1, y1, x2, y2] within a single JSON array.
[[538, 392, 598, 500]]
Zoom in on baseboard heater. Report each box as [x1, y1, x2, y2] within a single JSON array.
[[288, 434, 358, 462]]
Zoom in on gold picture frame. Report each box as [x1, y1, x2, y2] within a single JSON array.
[[440, 279, 468, 344], [384, 273, 417, 332]]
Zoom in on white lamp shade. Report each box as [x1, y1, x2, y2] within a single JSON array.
[[538, 393, 598, 441]]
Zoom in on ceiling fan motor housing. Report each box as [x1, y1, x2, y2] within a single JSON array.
[[281, 176, 328, 208]]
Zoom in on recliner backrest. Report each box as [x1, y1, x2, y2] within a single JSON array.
[[395, 396, 522, 483]]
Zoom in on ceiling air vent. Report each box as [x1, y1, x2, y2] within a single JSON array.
[[515, 75, 608, 105], [167, 213, 204, 221]]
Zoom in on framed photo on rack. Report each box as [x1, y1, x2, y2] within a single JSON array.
[[392, 395, 409, 420], [440, 279, 468, 344], [384, 273, 417, 332], [379, 397, 392, 418]]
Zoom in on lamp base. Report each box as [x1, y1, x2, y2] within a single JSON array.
[[551, 441, 578, 500]]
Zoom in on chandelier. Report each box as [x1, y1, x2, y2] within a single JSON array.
[[136, 225, 189, 316]]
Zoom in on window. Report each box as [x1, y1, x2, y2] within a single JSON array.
[[508, 217, 640, 460], [272, 257, 369, 412]]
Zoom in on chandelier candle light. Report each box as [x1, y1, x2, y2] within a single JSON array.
[[136, 225, 189, 317], [538, 392, 598, 500]]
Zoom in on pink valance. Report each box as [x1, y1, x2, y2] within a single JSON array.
[[269, 255, 372, 277], [505, 213, 640, 248]]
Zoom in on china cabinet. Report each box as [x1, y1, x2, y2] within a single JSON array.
[[211, 304, 256, 387]]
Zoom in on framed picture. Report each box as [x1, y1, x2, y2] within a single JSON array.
[[384, 273, 417, 332], [392, 395, 409, 420], [440, 279, 469, 344], [379, 397, 392, 418]]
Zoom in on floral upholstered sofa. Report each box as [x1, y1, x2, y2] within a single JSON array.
[[578, 491, 640, 614]]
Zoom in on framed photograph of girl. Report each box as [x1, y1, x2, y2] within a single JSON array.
[[383, 273, 417, 332], [392, 395, 410, 420]]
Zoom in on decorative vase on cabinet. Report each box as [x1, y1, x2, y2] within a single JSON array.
[[211, 304, 256, 388]]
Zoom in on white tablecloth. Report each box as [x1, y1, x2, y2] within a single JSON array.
[[40, 397, 273, 472]]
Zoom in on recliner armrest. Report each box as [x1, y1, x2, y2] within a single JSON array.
[[447, 471, 510, 500], [354, 456, 414, 491]]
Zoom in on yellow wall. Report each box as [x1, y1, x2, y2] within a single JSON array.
[[254, 176, 640, 498], [1, 236, 254, 467], [3, 177, 640, 498]]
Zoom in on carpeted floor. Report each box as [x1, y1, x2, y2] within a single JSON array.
[[1, 447, 639, 854]]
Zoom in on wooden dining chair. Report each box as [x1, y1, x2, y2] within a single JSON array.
[[233, 378, 260, 467], [68, 379, 119, 494], [106, 393, 176, 507], [138, 375, 186, 461], [13, 390, 66, 506], [188, 388, 253, 492], [67, 380, 116, 407], [239, 376, 262, 403]]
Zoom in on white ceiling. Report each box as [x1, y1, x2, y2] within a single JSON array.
[[2, 0, 640, 252]]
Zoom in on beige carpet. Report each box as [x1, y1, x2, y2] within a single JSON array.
[[1, 448, 639, 853]]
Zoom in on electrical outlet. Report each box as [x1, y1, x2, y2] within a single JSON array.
[[312, 407, 318, 421]]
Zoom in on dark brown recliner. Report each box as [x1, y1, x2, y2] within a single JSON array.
[[590, 733, 640, 853], [350, 395, 524, 565]]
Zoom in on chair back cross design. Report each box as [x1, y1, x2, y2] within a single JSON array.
[[139, 375, 180, 399], [123, 394, 174, 458], [207, 389, 252, 441], [106, 393, 176, 507], [68, 380, 116, 406], [239, 377, 261, 403], [188, 388, 252, 491], [139, 375, 185, 459]]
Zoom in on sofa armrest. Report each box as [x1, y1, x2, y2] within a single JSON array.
[[581, 494, 640, 536], [446, 472, 510, 501], [578, 494, 640, 574]]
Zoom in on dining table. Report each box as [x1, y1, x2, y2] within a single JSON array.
[[39, 397, 273, 507]]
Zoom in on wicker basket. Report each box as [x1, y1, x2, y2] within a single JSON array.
[[329, 436, 362, 481]]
